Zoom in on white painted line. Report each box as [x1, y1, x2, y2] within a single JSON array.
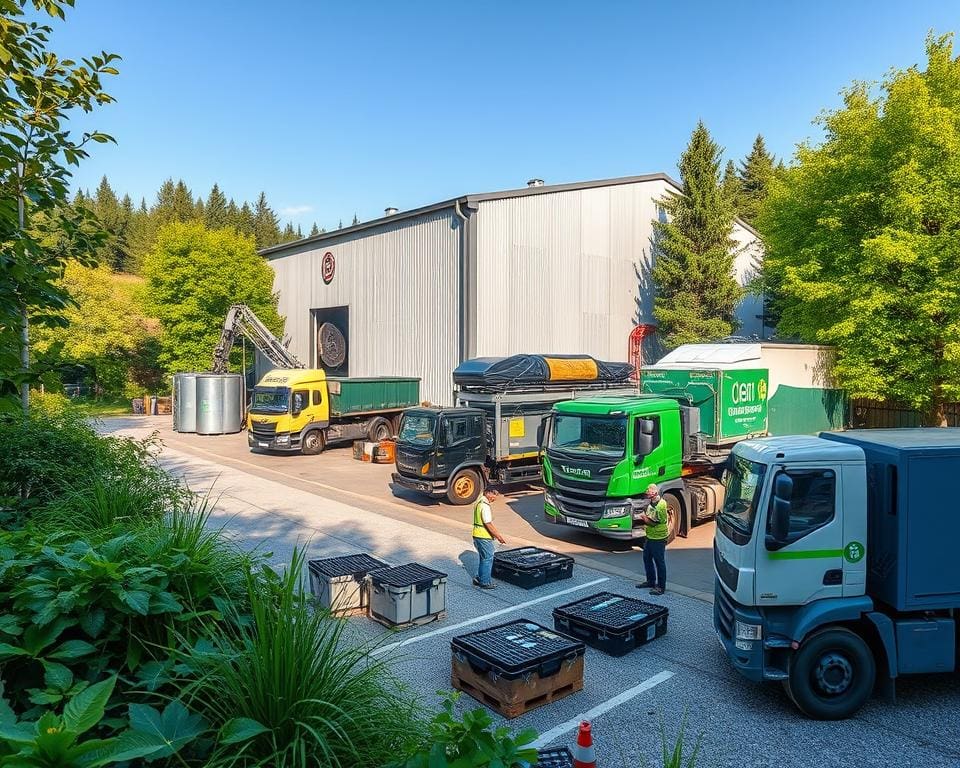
[[370, 577, 610, 657], [531, 670, 675, 748]]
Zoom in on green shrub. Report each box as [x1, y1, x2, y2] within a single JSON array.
[[183, 548, 422, 768]]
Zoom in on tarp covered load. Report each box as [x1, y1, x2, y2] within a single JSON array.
[[453, 355, 634, 391]]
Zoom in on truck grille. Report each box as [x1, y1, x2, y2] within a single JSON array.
[[250, 421, 277, 439], [552, 476, 608, 519], [714, 541, 739, 592], [714, 582, 735, 641]]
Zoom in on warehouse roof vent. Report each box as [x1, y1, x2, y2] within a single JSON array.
[[527, 178, 544, 187], [384, 207, 399, 216]]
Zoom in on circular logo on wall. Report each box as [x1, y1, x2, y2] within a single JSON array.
[[321, 252, 336, 285]]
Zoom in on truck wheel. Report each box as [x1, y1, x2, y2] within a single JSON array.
[[785, 627, 876, 720], [368, 417, 392, 442], [664, 492, 682, 544], [389, 413, 403, 437], [301, 430, 325, 455], [447, 469, 483, 506]]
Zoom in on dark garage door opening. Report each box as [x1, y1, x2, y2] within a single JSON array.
[[312, 306, 349, 376]]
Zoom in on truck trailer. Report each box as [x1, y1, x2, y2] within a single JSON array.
[[391, 355, 636, 505], [542, 342, 844, 543], [714, 428, 960, 719], [248, 368, 419, 454]]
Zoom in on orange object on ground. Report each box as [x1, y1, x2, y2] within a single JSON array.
[[572, 720, 596, 768]]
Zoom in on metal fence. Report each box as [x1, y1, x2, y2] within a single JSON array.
[[847, 398, 960, 428]]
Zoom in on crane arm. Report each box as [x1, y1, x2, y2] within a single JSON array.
[[211, 304, 306, 374]]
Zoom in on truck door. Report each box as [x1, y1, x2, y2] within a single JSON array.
[[436, 414, 483, 476], [754, 465, 845, 605]]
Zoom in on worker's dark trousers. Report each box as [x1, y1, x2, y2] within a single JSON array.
[[642, 538, 667, 590]]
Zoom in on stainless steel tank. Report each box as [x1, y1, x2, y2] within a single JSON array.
[[172, 373, 198, 433], [196, 374, 244, 435]]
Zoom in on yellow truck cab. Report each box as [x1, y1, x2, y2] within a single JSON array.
[[246, 368, 420, 455]]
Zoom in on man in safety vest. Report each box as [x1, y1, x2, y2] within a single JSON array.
[[473, 487, 505, 589], [636, 483, 668, 595]]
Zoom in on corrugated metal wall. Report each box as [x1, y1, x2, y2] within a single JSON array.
[[266, 208, 461, 405], [473, 179, 765, 359]]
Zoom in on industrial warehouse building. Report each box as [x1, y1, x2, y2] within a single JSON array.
[[261, 174, 765, 405]]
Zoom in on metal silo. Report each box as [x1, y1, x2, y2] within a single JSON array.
[[222, 374, 244, 433], [196, 374, 244, 435], [172, 373, 198, 433]]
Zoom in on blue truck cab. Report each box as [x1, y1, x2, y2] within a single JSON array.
[[714, 429, 960, 719]]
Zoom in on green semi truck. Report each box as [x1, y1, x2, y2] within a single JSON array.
[[542, 343, 844, 542]]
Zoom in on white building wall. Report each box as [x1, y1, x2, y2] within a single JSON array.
[[266, 208, 461, 405], [730, 223, 767, 339]]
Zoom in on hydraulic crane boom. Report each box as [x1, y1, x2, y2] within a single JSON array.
[[211, 304, 305, 374]]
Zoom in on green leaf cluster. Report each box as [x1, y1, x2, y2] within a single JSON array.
[[759, 32, 960, 424], [652, 122, 744, 347]]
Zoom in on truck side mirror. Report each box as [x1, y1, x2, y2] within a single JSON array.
[[291, 392, 305, 417], [635, 432, 654, 461], [537, 415, 552, 449], [639, 418, 655, 436], [766, 473, 793, 549]]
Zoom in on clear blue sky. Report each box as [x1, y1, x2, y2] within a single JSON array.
[[52, 0, 958, 231]]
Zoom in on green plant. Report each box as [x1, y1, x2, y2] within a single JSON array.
[[388, 692, 538, 768], [183, 548, 421, 768], [33, 475, 170, 533], [657, 712, 701, 768]]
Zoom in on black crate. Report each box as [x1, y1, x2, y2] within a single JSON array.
[[308, 553, 388, 580], [492, 547, 574, 589], [451, 619, 585, 681], [552, 592, 668, 657], [367, 562, 447, 591], [530, 748, 574, 768]]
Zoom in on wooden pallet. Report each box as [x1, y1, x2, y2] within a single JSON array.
[[451, 655, 584, 719], [370, 609, 446, 631]]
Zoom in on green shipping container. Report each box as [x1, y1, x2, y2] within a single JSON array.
[[641, 368, 769, 444], [326, 377, 420, 418]]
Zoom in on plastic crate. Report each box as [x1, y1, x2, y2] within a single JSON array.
[[367, 563, 447, 628], [451, 619, 584, 680], [307, 553, 389, 614], [492, 547, 574, 589], [529, 748, 574, 768], [552, 592, 668, 656]]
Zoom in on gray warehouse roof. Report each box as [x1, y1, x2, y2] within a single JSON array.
[[260, 171, 759, 257]]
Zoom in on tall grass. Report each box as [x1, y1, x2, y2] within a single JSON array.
[[184, 548, 423, 768], [33, 474, 171, 533]]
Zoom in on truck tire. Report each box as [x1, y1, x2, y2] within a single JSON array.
[[784, 627, 876, 720], [664, 492, 682, 545], [367, 417, 392, 442], [389, 413, 403, 437], [447, 468, 483, 506], [301, 429, 326, 455]]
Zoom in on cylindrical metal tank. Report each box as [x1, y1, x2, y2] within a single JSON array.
[[172, 373, 198, 433], [196, 374, 244, 435]]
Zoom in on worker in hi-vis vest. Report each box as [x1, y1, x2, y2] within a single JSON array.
[[472, 487, 505, 589]]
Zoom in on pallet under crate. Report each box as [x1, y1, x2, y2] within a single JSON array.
[[451, 655, 584, 719]]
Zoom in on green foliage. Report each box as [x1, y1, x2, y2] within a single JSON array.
[[759, 32, 960, 424], [652, 122, 743, 347], [252, 192, 281, 248], [184, 548, 420, 768], [736, 135, 776, 223], [142, 221, 282, 375], [389, 693, 538, 768], [204, 184, 229, 230], [657, 713, 701, 768], [0, 0, 119, 408]]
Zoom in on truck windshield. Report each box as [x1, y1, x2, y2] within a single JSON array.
[[398, 413, 437, 447], [250, 386, 290, 414], [718, 456, 767, 539], [549, 414, 626, 459]]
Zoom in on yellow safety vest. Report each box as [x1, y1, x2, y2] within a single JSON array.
[[473, 499, 492, 539]]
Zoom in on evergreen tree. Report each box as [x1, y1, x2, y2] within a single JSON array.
[[204, 183, 229, 229], [139, 197, 148, 214], [252, 192, 281, 249], [236, 202, 255, 238], [154, 179, 196, 225], [280, 222, 298, 242], [92, 176, 131, 271], [351, 213, 359, 226], [651, 121, 743, 347], [194, 196, 204, 220], [296, 224, 303, 238], [309, 222, 320, 237], [721, 159, 741, 213], [337, 219, 343, 230], [737, 135, 776, 223]]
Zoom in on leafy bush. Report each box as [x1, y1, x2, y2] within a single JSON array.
[[183, 549, 421, 768], [389, 692, 538, 768]]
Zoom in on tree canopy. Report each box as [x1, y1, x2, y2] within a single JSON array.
[[759, 33, 960, 425], [141, 222, 282, 375], [652, 121, 743, 347]]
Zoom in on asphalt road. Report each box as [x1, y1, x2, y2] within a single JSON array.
[[101, 417, 960, 768]]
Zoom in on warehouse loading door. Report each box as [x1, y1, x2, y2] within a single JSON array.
[[312, 306, 349, 376]]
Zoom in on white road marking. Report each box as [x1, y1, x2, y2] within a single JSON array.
[[531, 670, 675, 748], [370, 577, 610, 657]]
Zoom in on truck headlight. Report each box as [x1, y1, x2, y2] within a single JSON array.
[[603, 504, 631, 519], [275, 434, 290, 445], [735, 620, 762, 641], [544, 492, 556, 507]]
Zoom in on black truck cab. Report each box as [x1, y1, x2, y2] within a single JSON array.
[[392, 407, 489, 504]]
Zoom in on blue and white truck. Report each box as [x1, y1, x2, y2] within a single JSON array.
[[714, 428, 960, 719]]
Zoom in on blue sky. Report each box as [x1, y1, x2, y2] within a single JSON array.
[[53, 0, 958, 230]]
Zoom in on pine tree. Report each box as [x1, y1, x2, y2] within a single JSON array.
[[138, 197, 148, 214], [252, 192, 281, 249], [721, 159, 741, 214], [337, 219, 343, 230], [309, 222, 320, 237], [737, 135, 776, 223], [154, 179, 196, 225], [351, 213, 359, 226], [92, 176, 131, 271], [651, 121, 743, 347], [204, 183, 229, 229], [280, 222, 297, 242], [296, 224, 303, 238], [236, 202, 255, 238], [194, 196, 204, 220]]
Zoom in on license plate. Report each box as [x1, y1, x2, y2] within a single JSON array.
[[564, 516, 589, 528], [258, 442, 268, 448]]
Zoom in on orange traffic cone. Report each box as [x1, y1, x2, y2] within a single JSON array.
[[572, 720, 596, 768]]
